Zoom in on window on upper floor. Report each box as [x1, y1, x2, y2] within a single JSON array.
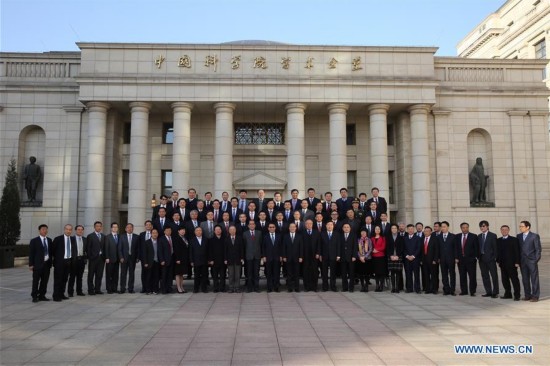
[[234, 123, 285, 145], [163, 123, 174, 144]]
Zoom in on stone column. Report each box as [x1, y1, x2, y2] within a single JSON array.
[[328, 103, 349, 195], [286, 103, 307, 197], [409, 104, 432, 225], [85, 101, 110, 227], [171, 102, 193, 193], [368, 104, 390, 200], [214, 103, 236, 199], [127, 102, 152, 230]]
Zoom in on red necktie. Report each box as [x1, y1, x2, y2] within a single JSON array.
[[424, 237, 429, 255]]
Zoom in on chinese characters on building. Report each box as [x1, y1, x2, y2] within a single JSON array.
[[154, 54, 365, 71]]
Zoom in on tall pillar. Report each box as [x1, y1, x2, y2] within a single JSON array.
[[214, 103, 236, 199], [409, 104, 432, 225], [171, 102, 193, 193], [285, 103, 307, 197], [128, 102, 152, 230], [368, 104, 390, 200], [85, 101, 110, 228], [328, 103, 349, 195]]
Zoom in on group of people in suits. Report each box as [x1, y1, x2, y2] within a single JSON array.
[[29, 187, 542, 303]]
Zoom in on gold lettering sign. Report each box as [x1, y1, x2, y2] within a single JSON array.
[[253, 56, 268, 69], [204, 55, 218, 72], [352, 56, 363, 71], [154, 55, 165, 69], [231, 56, 241, 70], [328, 57, 338, 69], [178, 55, 191, 68], [281, 57, 291, 70]]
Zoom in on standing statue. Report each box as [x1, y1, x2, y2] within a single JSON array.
[[469, 157, 488, 203], [23, 156, 42, 202]]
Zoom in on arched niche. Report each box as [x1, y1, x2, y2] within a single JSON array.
[[467, 128, 494, 206], [18, 125, 46, 205]]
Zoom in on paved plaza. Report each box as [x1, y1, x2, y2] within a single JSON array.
[[1, 256, 548, 366]]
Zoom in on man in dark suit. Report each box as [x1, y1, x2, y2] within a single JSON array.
[[68, 224, 87, 297], [263, 200, 277, 223], [319, 221, 341, 292], [229, 197, 243, 223], [211, 200, 223, 223], [455, 222, 479, 296], [274, 212, 289, 235], [208, 225, 226, 292], [358, 192, 369, 213], [306, 187, 321, 211], [366, 187, 387, 215], [253, 189, 268, 213], [153, 207, 169, 236], [176, 198, 190, 223], [168, 191, 180, 215], [185, 210, 201, 240], [143, 228, 160, 294], [189, 227, 209, 293], [29, 224, 52, 302], [379, 213, 391, 238], [438, 221, 456, 295], [420, 226, 439, 294], [185, 188, 199, 211], [257, 212, 269, 234], [282, 201, 294, 223], [139, 220, 154, 293], [329, 211, 344, 233], [302, 219, 321, 292], [152, 195, 170, 221], [220, 191, 231, 213], [224, 225, 244, 293], [104, 223, 120, 294], [52, 224, 76, 301], [336, 188, 352, 219], [243, 220, 262, 292], [203, 192, 213, 211], [158, 226, 174, 294], [322, 192, 334, 213], [365, 202, 381, 227], [263, 223, 283, 292], [286, 189, 301, 212], [518, 220, 542, 302], [245, 202, 259, 223], [478, 220, 499, 298], [272, 192, 284, 212], [86, 221, 106, 295], [497, 225, 521, 301], [170, 212, 185, 233], [119, 223, 139, 294], [283, 223, 303, 292], [340, 223, 357, 292], [404, 224, 421, 293]]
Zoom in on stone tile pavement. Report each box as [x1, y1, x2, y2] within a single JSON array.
[[1, 255, 548, 365]]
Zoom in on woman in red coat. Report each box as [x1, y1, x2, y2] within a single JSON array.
[[371, 225, 387, 292]]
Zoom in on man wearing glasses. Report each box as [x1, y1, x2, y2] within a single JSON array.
[[478, 220, 499, 298]]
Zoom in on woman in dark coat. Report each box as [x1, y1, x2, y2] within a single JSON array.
[[386, 224, 405, 293], [173, 227, 189, 293]]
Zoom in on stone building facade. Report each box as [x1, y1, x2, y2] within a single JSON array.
[[0, 41, 549, 243]]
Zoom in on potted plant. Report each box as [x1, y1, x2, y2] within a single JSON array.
[[0, 159, 21, 268]]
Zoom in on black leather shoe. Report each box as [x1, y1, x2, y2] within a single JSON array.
[[39, 296, 50, 301], [68, 293, 74, 298], [95, 291, 104, 295], [500, 295, 512, 299], [491, 294, 498, 298], [32, 297, 39, 303], [62, 295, 69, 300], [88, 292, 96, 295], [482, 294, 491, 297], [77, 293, 86, 296], [470, 293, 476, 296], [459, 293, 468, 296], [53, 298, 62, 302]]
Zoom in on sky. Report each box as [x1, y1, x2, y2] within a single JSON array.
[[1, 0, 506, 56]]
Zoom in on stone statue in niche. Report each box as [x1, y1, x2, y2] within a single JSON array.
[[23, 156, 41, 202], [469, 157, 494, 207]]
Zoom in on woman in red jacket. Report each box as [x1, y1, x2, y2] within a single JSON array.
[[371, 225, 387, 292]]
